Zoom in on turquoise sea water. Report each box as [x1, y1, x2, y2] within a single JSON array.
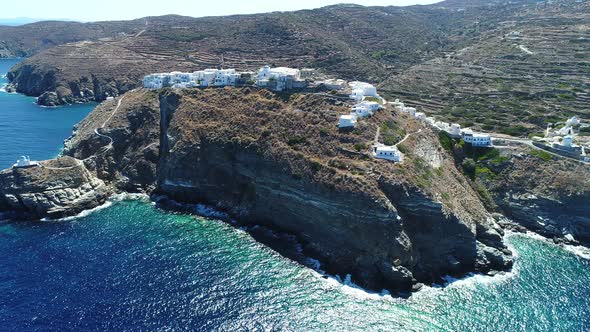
[[0, 59, 94, 169], [0, 59, 589, 331]]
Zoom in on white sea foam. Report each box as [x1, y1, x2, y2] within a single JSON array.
[[194, 203, 229, 219], [110, 192, 150, 202], [39, 193, 151, 222], [563, 244, 590, 260], [41, 201, 113, 222]]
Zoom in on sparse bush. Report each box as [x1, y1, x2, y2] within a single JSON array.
[[438, 132, 453, 152], [287, 135, 307, 146], [530, 149, 552, 161], [353, 143, 367, 152], [462, 158, 476, 179]]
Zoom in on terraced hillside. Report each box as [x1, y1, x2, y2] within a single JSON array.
[[2, 0, 588, 134], [4, 4, 512, 104], [382, 1, 590, 136]]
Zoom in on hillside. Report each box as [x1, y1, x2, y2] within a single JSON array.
[[383, 1, 590, 136], [54, 87, 513, 293], [3, 1, 588, 135], [4, 4, 505, 103]]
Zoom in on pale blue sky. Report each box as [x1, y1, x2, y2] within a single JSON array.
[[3, 0, 440, 22]]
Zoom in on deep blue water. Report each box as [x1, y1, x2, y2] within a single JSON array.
[[0, 59, 589, 331], [0, 59, 94, 169]]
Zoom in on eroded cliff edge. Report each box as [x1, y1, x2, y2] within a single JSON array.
[[52, 87, 511, 293], [0, 157, 111, 219]]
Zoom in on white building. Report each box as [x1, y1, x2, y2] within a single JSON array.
[[143, 68, 247, 89], [561, 135, 574, 148], [425, 117, 436, 126], [435, 121, 450, 131], [448, 123, 461, 137], [143, 73, 168, 89], [414, 112, 426, 121], [13, 156, 38, 168], [404, 107, 416, 116], [462, 129, 492, 147], [256, 66, 305, 91], [338, 114, 358, 128], [390, 99, 404, 107], [566, 116, 580, 127], [373, 145, 403, 162], [349, 81, 378, 101], [352, 106, 372, 118]]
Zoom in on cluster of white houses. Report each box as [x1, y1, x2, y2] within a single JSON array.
[[338, 82, 383, 128], [143, 66, 315, 92], [391, 99, 493, 147]]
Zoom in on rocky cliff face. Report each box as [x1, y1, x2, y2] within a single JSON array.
[[0, 157, 111, 219], [1, 87, 513, 293], [484, 153, 590, 246], [140, 88, 511, 292], [62, 89, 161, 192]]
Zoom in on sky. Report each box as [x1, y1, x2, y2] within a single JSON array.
[[1, 0, 441, 22]]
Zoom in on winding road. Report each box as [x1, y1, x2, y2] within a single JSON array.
[[87, 96, 124, 159], [38, 96, 125, 171]]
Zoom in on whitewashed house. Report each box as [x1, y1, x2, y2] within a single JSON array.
[[349, 81, 378, 101], [339, 114, 358, 128], [214, 69, 240, 87], [425, 117, 436, 126], [435, 121, 450, 131], [143, 74, 168, 89], [448, 123, 461, 137], [566, 116, 580, 127], [391, 99, 404, 107], [352, 106, 373, 118], [373, 145, 403, 162], [404, 107, 416, 116], [462, 129, 492, 147], [415, 112, 426, 121], [256, 66, 305, 91]]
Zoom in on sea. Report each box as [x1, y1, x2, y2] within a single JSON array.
[[0, 58, 589, 331]]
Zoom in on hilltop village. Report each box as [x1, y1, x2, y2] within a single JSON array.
[[141, 66, 506, 166]]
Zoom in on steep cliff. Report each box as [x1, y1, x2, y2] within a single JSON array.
[[483, 152, 590, 246], [59, 87, 511, 292]]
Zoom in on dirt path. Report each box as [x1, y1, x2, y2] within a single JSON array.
[[395, 129, 422, 147]]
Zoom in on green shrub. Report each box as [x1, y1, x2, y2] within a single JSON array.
[[364, 96, 382, 103], [500, 125, 527, 136], [530, 149, 552, 161], [353, 143, 367, 152], [287, 136, 307, 146], [462, 158, 476, 179], [438, 132, 453, 152]]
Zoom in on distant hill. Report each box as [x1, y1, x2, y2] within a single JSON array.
[[0, 17, 77, 26]]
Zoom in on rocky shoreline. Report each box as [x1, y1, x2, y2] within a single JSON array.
[[1, 86, 587, 294], [0, 87, 518, 294]]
